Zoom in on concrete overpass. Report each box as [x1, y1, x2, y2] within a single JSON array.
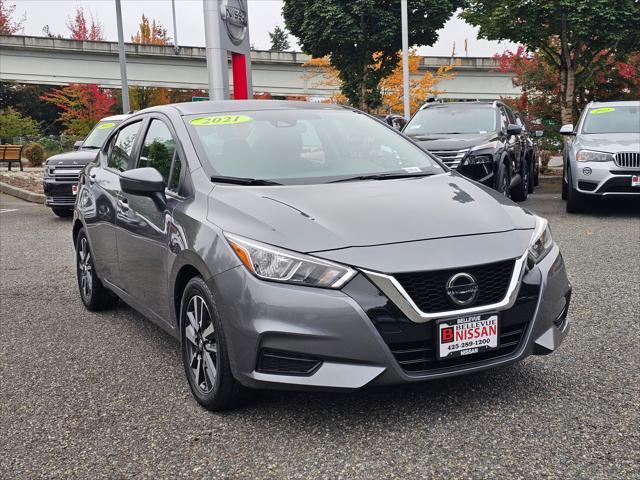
[[0, 35, 520, 100]]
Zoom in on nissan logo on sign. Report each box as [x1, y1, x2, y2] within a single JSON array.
[[220, 0, 248, 45]]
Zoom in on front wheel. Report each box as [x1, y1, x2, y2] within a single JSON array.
[[511, 160, 529, 202], [495, 161, 511, 198], [180, 277, 245, 411], [76, 230, 118, 311], [566, 168, 588, 213]]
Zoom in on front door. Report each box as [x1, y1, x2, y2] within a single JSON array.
[[116, 116, 183, 324]]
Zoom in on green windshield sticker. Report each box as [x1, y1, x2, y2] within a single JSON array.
[[97, 122, 116, 129], [590, 107, 615, 115], [190, 115, 252, 126]]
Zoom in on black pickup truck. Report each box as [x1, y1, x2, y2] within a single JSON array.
[[43, 114, 129, 217]]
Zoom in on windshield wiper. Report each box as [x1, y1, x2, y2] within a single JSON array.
[[210, 175, 281, 186], [81, 145, 101, 149], [329, 172, 436, 183]]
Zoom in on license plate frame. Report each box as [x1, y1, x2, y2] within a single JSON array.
[[437, 313, 499, 360]]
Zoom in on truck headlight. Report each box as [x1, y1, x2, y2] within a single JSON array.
[[576, 149, 614, 162], [528, 216, 553, 265], [225, 233, 356, 289]]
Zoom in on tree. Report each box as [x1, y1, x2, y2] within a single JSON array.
[[131, 14, 170, 45], [40, 84, 115, 136], [0, 107, 40, 141], [462, 0, 640, 124], [305, 50, 456, 114], [269, 25, 291, 51], [0, 0, 25, 35], [67, 7, 104, 41], [0, 82, 63, 135], [283, 0, 461, 111], [42, 25, 62, 38]]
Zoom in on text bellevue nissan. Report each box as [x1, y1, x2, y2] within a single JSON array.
[[72, 101, 571, 410]]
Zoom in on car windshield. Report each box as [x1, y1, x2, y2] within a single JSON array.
[[405, 105, 497, 136], [581, 106, 640, 134], [83, 120, 121, 148], [185, 109, 444, 184]]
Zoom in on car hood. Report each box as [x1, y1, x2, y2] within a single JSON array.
[[576, 133, 640, 153], [408, 132, 498, 151], [207, 172, 536, 253], [45, 149, 98, 166]]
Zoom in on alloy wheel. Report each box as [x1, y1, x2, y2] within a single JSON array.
[[78, 237, 93, 300], [500, 167, 510, 196], [184, 295, 218, 394]]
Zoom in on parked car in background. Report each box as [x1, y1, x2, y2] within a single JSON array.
[[513, 111, 542, 191], [403, 101, 533, 201], [43, 114, 129, 217], [72, 100, 571, 411], [560, 101, 640, 213]]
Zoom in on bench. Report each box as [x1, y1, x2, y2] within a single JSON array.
[[0, 145, 24, 171]]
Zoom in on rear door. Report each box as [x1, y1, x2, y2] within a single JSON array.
[[85, 120, 143, 288], [116, 115, 184, 324]]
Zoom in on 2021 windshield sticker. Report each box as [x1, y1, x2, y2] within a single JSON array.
[[190, 115, 252, 126], [97, 122, 116, 129], [590, 107, 615, 115]]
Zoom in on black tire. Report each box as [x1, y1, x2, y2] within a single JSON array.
[[52, 207, 73, 218], [562, 173, 568, 200], [180, 277, 245, 411], [495, 160, 511, 198], [566, 167, 588, 213], [511, 159, 529, 202], [528, 157, 536, 193], [76, 229, 119, 311]]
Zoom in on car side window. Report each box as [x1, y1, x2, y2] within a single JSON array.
[[499, 108, 510, 131], [108, 121, 142, 171], [168, 152, 183, 194], [138, 119, 177, 184]]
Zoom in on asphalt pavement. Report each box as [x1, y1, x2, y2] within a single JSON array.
[[1, 190, 639, 479]]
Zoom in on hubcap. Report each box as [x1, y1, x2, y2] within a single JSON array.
[[184, 295, 217, 394], [78, 237, 92, 299]]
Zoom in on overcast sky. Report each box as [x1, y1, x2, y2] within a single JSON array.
[[10, 0, 517, 57]]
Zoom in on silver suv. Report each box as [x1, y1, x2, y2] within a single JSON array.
[[560, 101, 640, 213]]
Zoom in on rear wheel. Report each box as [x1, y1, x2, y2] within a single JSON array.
[[566, 167, 588, 213], [76, 230, 118, 311], [52, 207, 73, 218], [180, 277, 245, 411]]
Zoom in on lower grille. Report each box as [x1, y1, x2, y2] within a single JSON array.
[[614, 152, 640, 169], [430, 149, 469, 169], [46, 195, 76, 205], [393, 259, 516, 313], [256, 349, 322, 376]]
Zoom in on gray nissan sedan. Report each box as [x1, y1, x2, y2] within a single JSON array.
[[72, 101, 571, 410]]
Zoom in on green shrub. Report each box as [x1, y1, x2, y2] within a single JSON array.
[[23, 142, 46, 167]]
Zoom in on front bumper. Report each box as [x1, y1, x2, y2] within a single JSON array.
[[209, 245, 571, 391], [43, 179, 77, 207], [572, 161, 640, 196]]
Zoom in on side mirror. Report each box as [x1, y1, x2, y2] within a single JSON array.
[[119, 167, 166, 209], [559, 124, 575, 135], [535, 130, 544, 137], [506, 124, 522, 136], [73, 140, 84, 150], [385, 114, 407, 131]]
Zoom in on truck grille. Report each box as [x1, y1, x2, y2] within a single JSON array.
[[429, 149, 469, 169], [614, 152, 640, 169], [393, 259, 515, 314], [50, 165, 83, 182]]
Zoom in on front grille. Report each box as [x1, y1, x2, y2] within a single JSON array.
[[256, 349, 322, 376], [430, 149, 469, 169], [393, 259, 515, 314], [614, 152, 640, 169], [51, 165, 82, 182]]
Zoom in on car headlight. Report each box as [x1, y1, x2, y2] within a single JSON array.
[[464, 155, 493, 165], [224, 233, 356, 289], [528, 217, 553, 265], [470, 141, 500, 152], [576, 149, 614, 162]]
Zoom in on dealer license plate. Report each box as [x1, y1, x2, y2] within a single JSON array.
[[72, 184, 78, 195], [438, 314, 499, 359], [632, 175, 640, 187]]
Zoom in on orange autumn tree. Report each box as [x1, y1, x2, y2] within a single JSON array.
[[304, 50, 456, 114], [131, 14, 170, 45]]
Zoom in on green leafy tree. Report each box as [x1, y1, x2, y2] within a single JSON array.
[[269, 25, 291, 51], [1, 82, 63, 135], [283, 0, 461, 111], [462, 0, 640, 124], [0, 107, 41, 141]]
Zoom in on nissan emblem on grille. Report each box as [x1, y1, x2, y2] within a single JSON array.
[[446, 273, 479, 306]]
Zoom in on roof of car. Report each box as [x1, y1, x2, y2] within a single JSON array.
[[589, 100, 640, 108], [100, 114, 131, 121], [143, 100, 347, 116], [419, 101, 502, 110]]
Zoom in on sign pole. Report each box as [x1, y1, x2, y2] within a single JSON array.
[[115, 0, 130, 113], [401, 0, 410, 120]]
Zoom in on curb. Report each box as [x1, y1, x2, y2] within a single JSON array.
[[0, 181, 45, 204], [539, 175, 562, 184]]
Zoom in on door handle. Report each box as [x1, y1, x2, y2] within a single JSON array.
[[117, 197, 129, 213]]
